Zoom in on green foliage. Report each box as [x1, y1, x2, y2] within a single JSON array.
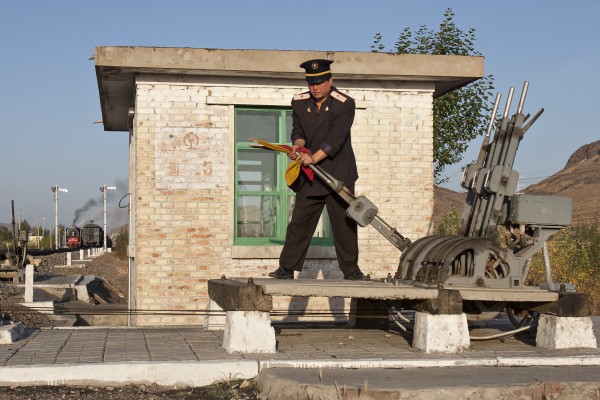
[[114, 227, 129, 260], [0, 226, 12, 246], [527, 222, 600, 315], [371, 8, 495, 183], [436, 208, 460, 235], [39, 231, 52, 249], [20, 219, 31, 235]]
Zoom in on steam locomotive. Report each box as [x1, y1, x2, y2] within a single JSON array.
[[65, 223, 109, 249], [65, 226, 82, 248]]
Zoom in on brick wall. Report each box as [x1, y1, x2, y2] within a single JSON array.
[[131, 75, 433, 325]]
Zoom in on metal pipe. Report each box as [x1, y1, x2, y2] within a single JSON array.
[[11, 200, 17, 253], [475, 93, 502, 168], [391, 317, 410, 333], [54, 186, 59, 249], [392, 309, 412, 324], [100, 185, 116, 251], [51, 185, 68, 249], [521, 108, 545, 137], [103, 187, 107, 251], [486, 93, 502, 136], [503, 87, 515, 119], [470, 325, 532, 341], [390, 309, 413, 334], [516, 81, 529, 114], [542, 242, 555, 291]]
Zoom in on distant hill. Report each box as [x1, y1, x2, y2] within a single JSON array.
[[433, 186, 466, 229], [524, 140, 600, 225], [434, 140, 600, 228]]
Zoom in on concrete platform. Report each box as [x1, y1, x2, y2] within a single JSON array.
[[0, 317, 597, 395]]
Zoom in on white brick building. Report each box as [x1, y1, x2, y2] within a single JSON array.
[[94, 47, 483, 325]]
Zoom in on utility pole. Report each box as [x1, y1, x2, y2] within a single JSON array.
[[42, 217, 45, 250], [51, 185, 68, 249], [100, 185, 116, 250]]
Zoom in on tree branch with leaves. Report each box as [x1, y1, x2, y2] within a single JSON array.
[[372, 8, 495, 183]]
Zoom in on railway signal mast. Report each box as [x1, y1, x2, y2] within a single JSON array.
[[51, 185, 68, 249], [100, 185, 116, 251]]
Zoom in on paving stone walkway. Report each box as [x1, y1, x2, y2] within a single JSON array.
[[1, 318, 598, 367]]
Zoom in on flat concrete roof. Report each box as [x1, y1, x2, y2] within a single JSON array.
[[94, 46, 485, 131]]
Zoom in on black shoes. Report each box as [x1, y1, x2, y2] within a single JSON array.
[[268, 267, 369, 280], [344, 270, 370, 281], [268, 267, 294, 279]]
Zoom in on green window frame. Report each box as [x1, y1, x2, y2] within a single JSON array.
[[234, 107, 332, 246]]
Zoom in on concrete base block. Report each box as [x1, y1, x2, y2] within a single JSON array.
[[536, 314, 598, 349], [0, 323, 25, 344], [412, 312, 470, 353], [223, 311, 276, 354], [203, 299, 226, 330], [73, 285, 90, 301]]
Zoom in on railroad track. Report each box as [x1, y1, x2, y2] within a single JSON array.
[[1, 248, 71, 261]]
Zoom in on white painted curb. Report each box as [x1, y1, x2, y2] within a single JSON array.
[[259, 355, 600, 370], [0, 360, 259, 387]]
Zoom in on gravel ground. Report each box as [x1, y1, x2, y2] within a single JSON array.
[[0, 380, 259, 399], [1, 251, 128, 327], [0, 281, 53, 327], [0, 251, 260, 399]]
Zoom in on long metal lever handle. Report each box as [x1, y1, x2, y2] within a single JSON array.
[[299, 156, 411, 251]]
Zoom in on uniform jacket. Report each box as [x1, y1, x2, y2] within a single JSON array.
[[290, 86, 358, 196]]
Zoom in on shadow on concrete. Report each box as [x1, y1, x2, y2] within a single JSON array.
[[282, 264, 347, 325]]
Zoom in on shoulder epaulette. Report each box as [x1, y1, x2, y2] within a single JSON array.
[[293, 92, 311, 101], [330, 90, 348, 103]]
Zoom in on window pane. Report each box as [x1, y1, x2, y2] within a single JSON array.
[[287, 195, 295, 224], [237, 195, 279, 237], [234, 107, 333, 245], [287, 195, 331, 238], [237, 149, 277, 192], [236, 110, 281, 143], [313, 208, 331, 238]]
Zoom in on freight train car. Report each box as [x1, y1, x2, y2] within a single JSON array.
[[81, 223, 104, 248]]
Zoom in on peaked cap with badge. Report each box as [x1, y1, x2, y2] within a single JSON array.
[[300, 59, 334, 84]]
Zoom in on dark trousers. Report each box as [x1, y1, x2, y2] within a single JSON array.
[[279, 185, 359, 275]]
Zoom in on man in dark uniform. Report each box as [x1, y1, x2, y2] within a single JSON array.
[[268, 59, 369, 280]]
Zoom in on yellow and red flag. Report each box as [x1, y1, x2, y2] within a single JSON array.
[[249, 138, 314, 191]]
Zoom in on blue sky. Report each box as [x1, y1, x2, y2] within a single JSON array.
[[1, 0, 598, 230]]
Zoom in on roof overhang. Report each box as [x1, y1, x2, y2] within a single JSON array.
[[95, 46, 485, 131]]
